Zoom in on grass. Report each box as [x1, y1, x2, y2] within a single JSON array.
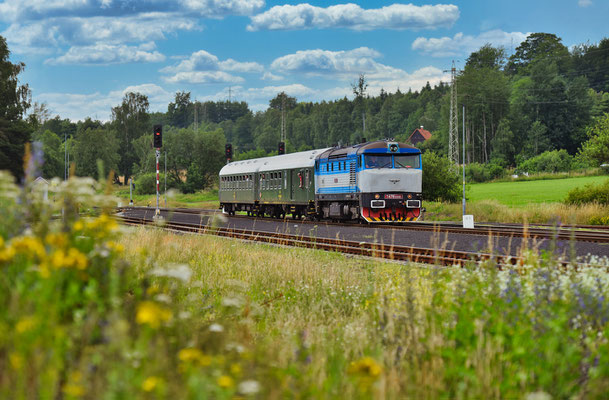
[[3, 170, 609, 398], [113, 185, 220, 209], [467, 175, 608, 206]]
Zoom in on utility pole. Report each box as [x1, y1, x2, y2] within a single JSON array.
[[64, 132, 67, 180], [194, 98, 198, 131], [447, 61, 460, 172], [462, 105, 466, 216], [228, 87, 232, 103], [281, 94, 286, 143]]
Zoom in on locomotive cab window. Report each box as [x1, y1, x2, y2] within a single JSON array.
[[394, 154, 421, 169], [364, 154, 392, 168]]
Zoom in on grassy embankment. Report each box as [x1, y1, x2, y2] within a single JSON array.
[[3, 172, 609, 398]]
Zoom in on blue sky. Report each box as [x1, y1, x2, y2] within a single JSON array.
[[1, 0, 607, 121]]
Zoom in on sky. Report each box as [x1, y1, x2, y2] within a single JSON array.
[[1, 0, 608, 121]]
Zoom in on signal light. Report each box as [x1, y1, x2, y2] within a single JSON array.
[[153, 124, 162, 148], [278, 141, 285, 155], [225, 143, 233, 161]]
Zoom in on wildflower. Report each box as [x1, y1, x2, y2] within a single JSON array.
[[209, 323, 224, 332], [347, 357, 383, 378], [0, 243, 15, 263], [9, 353, 23, 370], [217, 375, 234, 388], [149, 263, 192, 282], [63, 371, 85, 397], [136, 301, 172, 329], [238, 380, 260, 395], [142, 376, 162, 392], [50, 248, 88, 270], [73, 220, 84, 231], [16, 316, 37, 334], [178, 348, 212, 367], [11, 236, 45, 260], [230, 363, 242, 375], [45, 232, 68, 248]]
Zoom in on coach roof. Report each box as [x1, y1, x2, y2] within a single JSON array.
[[219, 148, 330, 176]]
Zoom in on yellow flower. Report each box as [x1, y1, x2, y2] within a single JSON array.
[[230, 363, 242, 375], [45, 232, 68, 248], [9, 353, 23, 370], [347, 357, 383, 378], [16, 316, 37, 334], [73, 220, 84, 231], [11, 236, 45, 260], [136, 301, 172, 329], [217, 375, 234, 388], [50, 248, 88, 270], [142, 376, 162, 392], [178, 348, 212, 367], [62, 371, 85, 397], [0, 245, 15, 263], [107, 241, 125, 253]]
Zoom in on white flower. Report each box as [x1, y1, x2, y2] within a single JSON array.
[[238, 380, 260, 395], [149, 263, 192, 283], [209, 323, 224, 332]]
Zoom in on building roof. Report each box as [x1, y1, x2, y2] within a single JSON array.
[[408, 128, 432, 141]]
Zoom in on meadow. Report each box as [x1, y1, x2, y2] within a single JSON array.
[[2, 171, 609, 398]]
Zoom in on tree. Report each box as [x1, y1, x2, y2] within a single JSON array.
[[168, 91, 192, 128], [577, 113, 609, 166], [422, 152, 461, 202], [0, 35, 32, 179], [490, 119, 515, 166], [72, 127, 119, 178], [352, 74, 368, 136], [111, 92, 150, 179], [505, 33, 571, 76], [32, 129, 63, 178]]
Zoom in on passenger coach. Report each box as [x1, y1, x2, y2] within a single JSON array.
[[219, 140, 422, 223]]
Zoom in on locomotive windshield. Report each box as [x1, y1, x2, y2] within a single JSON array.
[[394, 154, 420, 169], [364, 154, 420, 169]]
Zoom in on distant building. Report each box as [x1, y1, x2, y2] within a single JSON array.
[[407, 126, 432, 147]]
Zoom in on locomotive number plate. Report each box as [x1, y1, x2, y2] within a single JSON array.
[[384, 194, 403, 200]]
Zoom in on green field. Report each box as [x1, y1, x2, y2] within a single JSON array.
[[468, 175, 608, 206]]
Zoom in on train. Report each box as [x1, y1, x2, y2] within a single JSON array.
[[218, 139, 422, 223]]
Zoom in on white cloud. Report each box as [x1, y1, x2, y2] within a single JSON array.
[[245, 83, 315, 98], [261, 71, 283, 81], [271, 47, 382, 77], [3, 14, 198, 54], [36, 83, 172, 121], [270, 47, 447, 96], [0, 0, 265, 22], [247, 3, 459, 31], [164, 71, 245, 84], [412, 29, 528, 57], [161, 50, 261, 83], [0, 0, 265, 56], [46, 42, 165, 65], [578, 0, 592, 7]]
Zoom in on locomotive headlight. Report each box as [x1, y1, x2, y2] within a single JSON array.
[[407, 194, 412, 199], [374, 194, 380, 199], [388, 142, 399, 152]]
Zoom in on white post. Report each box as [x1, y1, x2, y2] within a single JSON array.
[[129, 178, 134, 206], [154, 149, 161, 219]]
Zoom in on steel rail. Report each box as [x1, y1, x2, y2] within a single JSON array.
[[117, 215, 580, 269], [118, 206, 609, 244]]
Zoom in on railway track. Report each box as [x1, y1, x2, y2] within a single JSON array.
[[115, 214, 584, 269], [117, 206, 609, 244]]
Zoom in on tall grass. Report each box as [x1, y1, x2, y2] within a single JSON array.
[[426, 199, 609, 225]]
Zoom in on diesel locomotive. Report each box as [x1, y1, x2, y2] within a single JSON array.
[[218, 140, 422, 222]]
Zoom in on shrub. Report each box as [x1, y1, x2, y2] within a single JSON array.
[[422, 152, 461, 202], [565, 179, 609, 205], [466, 162, 505, 183], [134, 172, 180, 195], [517, 150, 573, 174]]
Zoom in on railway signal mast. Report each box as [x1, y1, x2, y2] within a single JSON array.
[[447, 61, 459, 173], [153, 125, 163, 219]]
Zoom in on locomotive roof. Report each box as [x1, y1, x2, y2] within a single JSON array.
[[317, 140, 420, 159], [219, 148, 331, 176]]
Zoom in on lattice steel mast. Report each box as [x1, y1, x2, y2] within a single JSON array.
[[448, 61, 459, 171]]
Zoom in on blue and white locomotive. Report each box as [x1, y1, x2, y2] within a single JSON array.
[[219, 140, 422, 222]]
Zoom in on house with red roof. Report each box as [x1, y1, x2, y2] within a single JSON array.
[[407, 126, 432, 146]]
